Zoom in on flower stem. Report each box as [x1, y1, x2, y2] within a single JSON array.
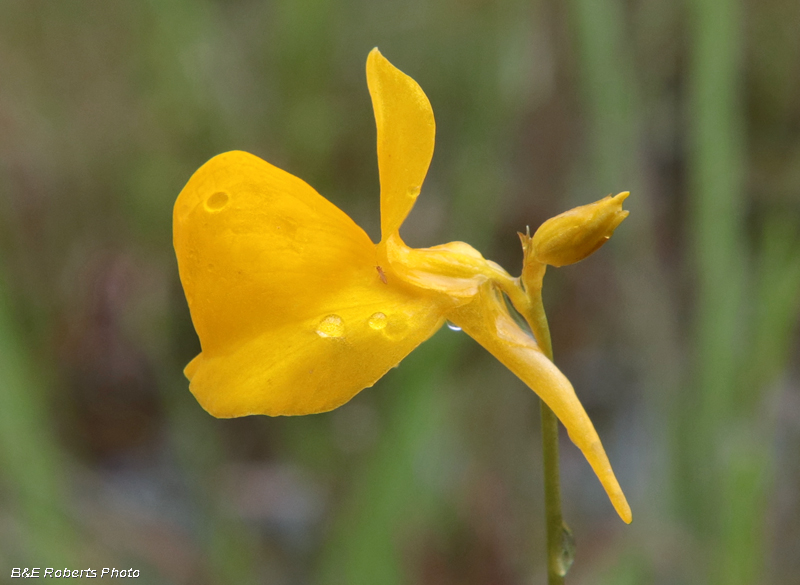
[[541, 401, 565, 585], [532, 300, 566, 584], [517, 271, 567, 584]]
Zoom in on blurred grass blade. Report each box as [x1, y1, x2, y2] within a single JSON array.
[[0, 269, 78, 565], [746, 214, 800, 397], [716, 215, 800, 585], [685, 1, 774, 584]]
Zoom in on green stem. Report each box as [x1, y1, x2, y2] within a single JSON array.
[[541, 402, 565, 585], [519, 270, 565, 584], [535, 308, 566, 585]]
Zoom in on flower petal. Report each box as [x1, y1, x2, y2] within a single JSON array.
[[446, 284, 632, 523], [367, 48, 435, 240], [174, 151, 445, 416]]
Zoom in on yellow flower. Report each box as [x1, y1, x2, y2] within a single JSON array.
[[173, 48, 632, 524]]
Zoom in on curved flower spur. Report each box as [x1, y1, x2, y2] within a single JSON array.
[[173, 49, 632, 523]]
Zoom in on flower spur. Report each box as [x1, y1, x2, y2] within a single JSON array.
[[173, 48, 632, 523]]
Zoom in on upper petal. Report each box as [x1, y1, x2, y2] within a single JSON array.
[[367, 48, 435, 240], [446, 284, 632, 523], [174, 151, 446, 416]]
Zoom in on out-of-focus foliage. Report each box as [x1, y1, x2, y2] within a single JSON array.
[[0, 0, 798, 584]]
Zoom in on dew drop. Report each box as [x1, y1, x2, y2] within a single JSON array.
[[446, 321, 461, 332], [206, 191, 230, 211], [556, 523, 576, 577], [408, 185, 421, 198], [368, 312, 387, 330], [316, 314, 344, 338]]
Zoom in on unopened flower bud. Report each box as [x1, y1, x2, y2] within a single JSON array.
[[529, 192, 629, 267]]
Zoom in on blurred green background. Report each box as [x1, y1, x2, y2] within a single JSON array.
[[1, 0, 799, 583]]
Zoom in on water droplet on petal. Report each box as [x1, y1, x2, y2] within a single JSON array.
[[316, 315, 344, 338], [446, 321, 461, 332], [408, 185, 421, 198], [556, 523, 576, 577], [368, 312, 387, 330], [205, 191, 230, 211]]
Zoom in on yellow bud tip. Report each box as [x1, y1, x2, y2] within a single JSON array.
[[529, 191, 631, 267]]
